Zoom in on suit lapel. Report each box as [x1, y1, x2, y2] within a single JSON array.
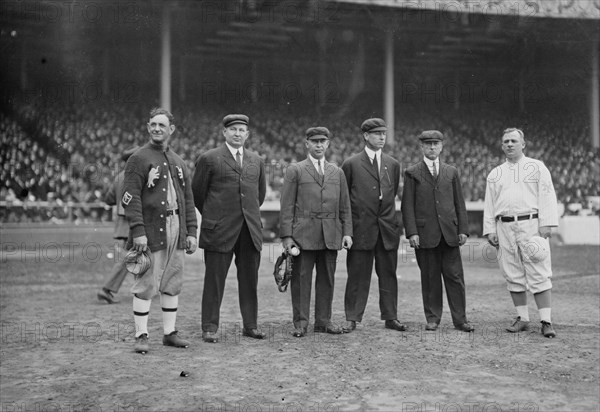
[[360, 151, 379, 182], [304, 159, 324, 186], [221, 145, 241, 175], [420, 161, 435, 186]]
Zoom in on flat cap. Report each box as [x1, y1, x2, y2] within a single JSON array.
[[361, 118, 387, 133], [419, 130, 444, 142], [305, 127, 330, 140], [223, 114, 249, 128], [121, 146, 139, 162]]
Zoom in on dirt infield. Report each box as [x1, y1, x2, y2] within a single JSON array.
[[1, 236, 599, 412]]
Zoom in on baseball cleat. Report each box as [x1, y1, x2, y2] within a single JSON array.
[[506, 316, 529, 333], [135, 333, 149, 354], [163, 331, 190, 348], [541, 321, 556, 338]]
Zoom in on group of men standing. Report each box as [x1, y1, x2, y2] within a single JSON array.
[[102, 107, 558, 354]]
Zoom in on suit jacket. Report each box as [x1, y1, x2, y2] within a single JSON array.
[[342, 150, 401, 250], [279, 158, 352, 250], [401, 160, 468, 249], [192, 145, 266, 252]]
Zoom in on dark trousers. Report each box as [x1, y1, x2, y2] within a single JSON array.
[[201, 221, 260, 332], [344, 234, 398, 322], [104, 239, 128, 293], [415, 238, 467, 326], [290, 249, 338, 330]]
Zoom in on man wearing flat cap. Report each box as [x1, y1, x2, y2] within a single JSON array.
[[401, 130, 474, 333], [192, 114, 267, 342], [279, 127, 353, 337], [341, 118, 407, 334]]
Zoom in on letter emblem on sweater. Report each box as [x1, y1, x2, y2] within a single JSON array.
[[122, 191, 132, 205], [176, 166, 184, 185], [147, 166, 160, 188]]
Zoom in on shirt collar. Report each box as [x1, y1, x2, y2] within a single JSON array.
[[225, 142, 243, 158], [308, 154, 324, 166], [365, 147, 381, 162], [423, 156, 439, 167]]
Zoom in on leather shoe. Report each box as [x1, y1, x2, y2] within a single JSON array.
[[385, 319, 407, 331], [314, 324, 343, 334], [134, 333, 149, 354], [291, 327, 306, 337], [455, 323, 474, 332], [541, 321, 556, 338], [342, 321, 356, 333], [202, 331, 219, 343], [425, 322, 439, 331], [506, 316, 529, 333], [163, 330, 190, 348], [242, 328, 266, 339], [97, 288, 119, 304]]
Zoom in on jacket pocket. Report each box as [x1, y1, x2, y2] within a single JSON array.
[[201, 218, 217, 230], [416, 218, 425, 227]]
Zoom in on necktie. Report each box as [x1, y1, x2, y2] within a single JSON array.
[[373, 156, 382, 200], [317, 160, 324, 175], [236, 150, 242, 168], [432, 162, 437, 179]]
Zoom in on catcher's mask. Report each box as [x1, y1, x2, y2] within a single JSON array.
[[273, 251, 294, 292]]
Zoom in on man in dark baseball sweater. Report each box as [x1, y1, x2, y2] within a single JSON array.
[[122, 108, 197, 354]]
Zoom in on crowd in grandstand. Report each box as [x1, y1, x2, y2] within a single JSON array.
[[1, 97, 598, 224]]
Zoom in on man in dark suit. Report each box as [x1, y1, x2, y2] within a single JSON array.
[[401, 130, 474, 332], [279, 127, 353, 337], [341, 118, 406, 333], [192, 114, 266, 342]]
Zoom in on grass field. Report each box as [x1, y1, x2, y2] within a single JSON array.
[[1, 231, 599, 412]]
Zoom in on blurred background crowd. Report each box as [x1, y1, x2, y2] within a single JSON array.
[[1, 97, 599, 223]]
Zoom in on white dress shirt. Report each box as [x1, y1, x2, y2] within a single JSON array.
[[423, 156, 439, 177]]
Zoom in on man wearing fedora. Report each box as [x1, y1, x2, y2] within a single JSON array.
[[341, 118, 407, 333], [401, 130, 473, 333], [192, 114, 266, 343], [122, 108, 198, 354], [279, 127, 353, 337]]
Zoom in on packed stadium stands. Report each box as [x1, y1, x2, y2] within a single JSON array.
[[1, 97, 598, 223]]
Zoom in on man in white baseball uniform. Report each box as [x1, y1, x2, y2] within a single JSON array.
[[483, 128, 558, 338]]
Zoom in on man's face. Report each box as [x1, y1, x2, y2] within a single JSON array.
[[147, 114, 175, 145], [305, 138, 329, 160], [364, 130, 386, 151], [420, 140, 443, 160], [502, 130, 525, 161], [223, 124, 249, 149]]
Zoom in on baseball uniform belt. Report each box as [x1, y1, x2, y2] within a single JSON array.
[[166, 209, 179, 216], [496, 213, 538, 222]]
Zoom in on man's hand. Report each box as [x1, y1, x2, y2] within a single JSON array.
[[133, 235, 148, 252], [281, 237, 297, 253], [539, 226, 552, 239], [486, 233, 499, 248], [186, 236, 197, 254], [458, 234, 467, 246], [342, 236, 353, 249], [409, 235, 420, 249]]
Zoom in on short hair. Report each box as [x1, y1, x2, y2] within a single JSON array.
[[502, 128, 524, 140], [149, 107, 175, 125]]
